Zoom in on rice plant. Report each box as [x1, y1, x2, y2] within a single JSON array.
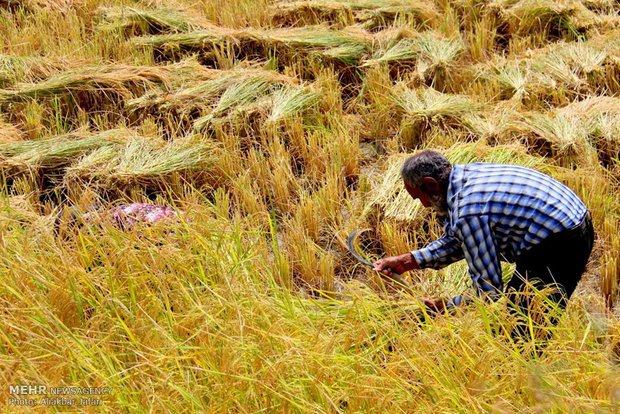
[[97, 6, 209, 36]]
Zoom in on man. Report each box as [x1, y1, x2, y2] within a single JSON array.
[[373, 150, 594, 318]]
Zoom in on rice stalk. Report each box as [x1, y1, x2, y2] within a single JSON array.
[[510, 113, 598, 164], [64, 135, 217, 188], [133, 26, 371, 65], [97, 6, 209, 35], [267, 87, 318, 123], [505, 0, 598, 39], [0, 128, 129, 171], [193, 78, 273, 131], [0, 64, 173, 103]]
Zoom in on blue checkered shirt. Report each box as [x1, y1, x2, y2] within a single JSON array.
[[411, 163, 588, 308]]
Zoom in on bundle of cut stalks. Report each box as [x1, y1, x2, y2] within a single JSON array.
[[503, 0, 600, 38], [0, 55, 82, 88], [508, 112, 598, 165], [269, 0, 437, 30], [481, 39, 619, 104], [364, 32, 463, 67], [132, 26, 371, 65], [553, 97, 620, 166], [192, 77, 319, 131], [0, 64, 174, 103], [127, 67, 315, 132], [97, 6, 210, 36], [0, 128, 130, 175], [64, 134, 218, 191], [392, 86, 479, 146], [364, 32, 463, 88]]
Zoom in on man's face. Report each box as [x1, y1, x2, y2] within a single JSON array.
[[404, 181, 448, 216]]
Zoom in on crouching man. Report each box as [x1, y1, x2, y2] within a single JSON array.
[[373, 150, 594, 324]]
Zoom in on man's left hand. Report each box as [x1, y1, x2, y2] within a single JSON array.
[[418, 297, 446, 315]]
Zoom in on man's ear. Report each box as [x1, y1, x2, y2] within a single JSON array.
[[421, 177, 440, 193]]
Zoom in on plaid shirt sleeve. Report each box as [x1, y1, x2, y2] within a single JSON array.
[[446, 215, 503, 308], [411, 235, 464, 269]]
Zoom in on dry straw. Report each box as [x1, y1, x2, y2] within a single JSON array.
[[64, 134, 218, 189], [97, 6, 210, 35], [0, 128, 129, 174]]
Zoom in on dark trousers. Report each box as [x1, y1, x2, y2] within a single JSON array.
[[506, 213, 594, 340]]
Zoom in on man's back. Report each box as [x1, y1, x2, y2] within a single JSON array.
[[448, 163, 587, 260]]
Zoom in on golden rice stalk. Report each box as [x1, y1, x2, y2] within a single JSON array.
[[0, 64, 173, 103], [504, 0, 599, 38], [97, 6, 209, 35], [269, 1, 354, 27], [64, 135, 217, 188], [0, 55, 82, 88], [133, 26, 371, 65], [510, 113, 597, 163], [266, 87, 318, 123], [0, 128, 131, 172]]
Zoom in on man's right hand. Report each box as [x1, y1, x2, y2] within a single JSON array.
[[373, 252, 419, 277]]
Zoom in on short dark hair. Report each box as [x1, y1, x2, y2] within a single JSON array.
[[400, 150, 452, 189]]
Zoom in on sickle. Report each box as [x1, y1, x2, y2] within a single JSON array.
[[346, 229, 411, 289]]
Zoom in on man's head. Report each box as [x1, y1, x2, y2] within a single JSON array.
[[400, 150, 452, 216]]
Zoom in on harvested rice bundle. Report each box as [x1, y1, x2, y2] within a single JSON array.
[[363, 153, 423, 223], [0, 55, 82, 88], [132, 26, 371, 66], [461, 105, 520, 143], [193, 81, 319, 132], [0, 128, 129, 175], [266, 86, 318, 123], [0, 64, 173, 103], [364, 33, 463, 88], [269, 0, 436, 30], [392, 87, 479, 147], [503, 0, 599, 39], [351, 0, 437, 31], [64, 135, 217, 191], [269, 1, 354, 28], [127, 68, 301, 132], [509, 112, 597, 165], [97, 6, 210, 36]]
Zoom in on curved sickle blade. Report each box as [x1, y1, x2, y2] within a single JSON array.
[[346, 229, 411, 289], [347, 228, 374, 268]]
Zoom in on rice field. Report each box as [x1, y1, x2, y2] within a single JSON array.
[[0, 0, 619, 412]]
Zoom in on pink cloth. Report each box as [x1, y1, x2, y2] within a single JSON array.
[[82, 203, 183, 229]]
